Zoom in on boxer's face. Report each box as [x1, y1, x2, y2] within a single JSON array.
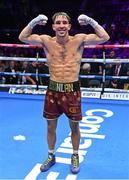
[[52, 15, 71, 37]]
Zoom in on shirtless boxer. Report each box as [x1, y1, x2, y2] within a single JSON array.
[[19, 12, 109, 174]]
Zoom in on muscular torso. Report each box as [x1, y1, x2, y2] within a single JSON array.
[[42, 35, 84, 83]]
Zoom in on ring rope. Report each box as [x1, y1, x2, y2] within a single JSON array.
[[0, 71, 129, 80], [0, 43, 129, 49], [0, 56, 129, 63], [0, 56, 46, 62], [0, 84, 129, 93], [0, 72, 49, 77]]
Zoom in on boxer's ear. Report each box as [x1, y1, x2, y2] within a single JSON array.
[[68, 24, 71, 30], [52, 24, 56, 31]]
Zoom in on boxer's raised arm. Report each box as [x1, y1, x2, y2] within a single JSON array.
[[19, 14, 48, 45], [78, 14, 110, 45]]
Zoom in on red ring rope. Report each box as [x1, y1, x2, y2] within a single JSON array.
[[0, 43, 129, 49]]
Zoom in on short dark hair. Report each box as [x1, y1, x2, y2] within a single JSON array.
[[52, 12, 71, 23]]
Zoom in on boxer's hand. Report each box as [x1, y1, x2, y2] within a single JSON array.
[[78, 14, 98, 28], [28, 14, 48, 29]]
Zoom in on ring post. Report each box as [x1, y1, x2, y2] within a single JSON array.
[[100, 46, 106, 98], [36, 51, 39, 91]]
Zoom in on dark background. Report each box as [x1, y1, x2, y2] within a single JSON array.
[[0, 0, 129, 44]]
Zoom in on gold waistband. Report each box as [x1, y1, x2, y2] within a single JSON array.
[[48, 80, 80, 92]]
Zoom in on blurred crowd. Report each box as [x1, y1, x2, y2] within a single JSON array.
[[0, 0, 129, 44], [0, 48, 129, 90]]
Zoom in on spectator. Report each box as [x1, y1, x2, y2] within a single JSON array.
[[39, 62, 49, 86], [90, 54, 103, 75], [80, 63, 91, 87], [25, 62, 49, 85], [123, 63, 129, 89], [0, 61, 6, 84], [105, 50, 116, 88], [4, 60, 19, 84], [25, 62, 39, 85], [20, 61, 29, 84], [110, 60, 127, 89]]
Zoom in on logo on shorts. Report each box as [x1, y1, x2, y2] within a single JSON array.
[[69, 106, 80, 113]]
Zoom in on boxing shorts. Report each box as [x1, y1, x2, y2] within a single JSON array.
[[43, 80, 82, 121]]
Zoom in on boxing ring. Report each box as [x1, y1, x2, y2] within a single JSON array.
[[0, 44, 129, 179]]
